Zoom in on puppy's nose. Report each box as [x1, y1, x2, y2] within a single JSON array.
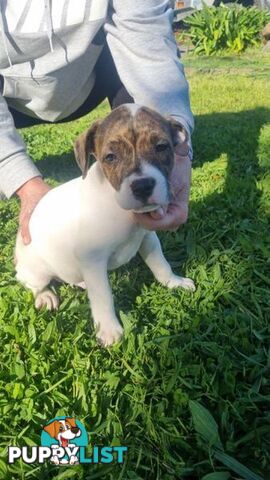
[[131, 177, 156, 201], [71, 427, 79, 434]]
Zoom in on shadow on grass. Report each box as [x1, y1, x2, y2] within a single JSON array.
[[189, 106, 270, 238], [193, 107, 269, 169], [37, 152, 81, 183]]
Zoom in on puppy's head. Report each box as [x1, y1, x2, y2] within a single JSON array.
[[43, 418, 81, 447], [74, 105, 187, 212]]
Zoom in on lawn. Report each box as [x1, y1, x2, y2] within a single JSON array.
[[0, 49, 269, 480]]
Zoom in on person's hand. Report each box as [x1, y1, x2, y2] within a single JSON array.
[[16, 176, 51, 245], [134, 143, 192, 231]]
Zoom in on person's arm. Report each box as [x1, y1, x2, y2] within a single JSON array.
[[0, 94, 42, 198], [0, 94, 50, 243], [105, 0, 194, 137], [105, 0, 194, 230]]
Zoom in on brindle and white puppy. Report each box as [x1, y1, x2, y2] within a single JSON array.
[[15, 105, 195, 346]]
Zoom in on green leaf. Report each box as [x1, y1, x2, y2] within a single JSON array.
[[183, 5, 270, 54], [0, 460, 8, 477], [23, 436, 37, 447], [15, 362, 25, 379], [12, 382, 23, 399], [42, 319, 56, 341], [214, 451, 264, 480], [54, 468, 81, 479], [28, 321, 37, 344], [202, 472, 230, 480], [189, 400, 223, 449]]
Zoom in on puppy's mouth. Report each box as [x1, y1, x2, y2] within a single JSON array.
[[60, 436, 69, 448], [132, 203, 160, 213]]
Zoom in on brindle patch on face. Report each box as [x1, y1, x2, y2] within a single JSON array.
[[93, 106, 178, 191], [93, 107, 137, 190], [134, 108, 175, 180]]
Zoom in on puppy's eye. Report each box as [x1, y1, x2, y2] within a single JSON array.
[[104, 153, 117, 163], [155, 141, 170, 153], [59, 426, 64, 432]]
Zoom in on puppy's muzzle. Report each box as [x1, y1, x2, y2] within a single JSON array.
[[131, 177, 156, 202]]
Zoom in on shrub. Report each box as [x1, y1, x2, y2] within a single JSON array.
[[184, 4, 270, 55]]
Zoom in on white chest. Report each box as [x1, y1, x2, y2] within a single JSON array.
[[107, 229, 146, 270]]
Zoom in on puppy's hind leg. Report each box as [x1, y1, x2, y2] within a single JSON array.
[[15, 233, 59, 310], [33, 288, 59, 311], [16, 267, 59, 311], [139, 232, 195, 291]]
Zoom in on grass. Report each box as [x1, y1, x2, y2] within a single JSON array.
[[183, 48, 270, 78], [0, 49, 270, 479]]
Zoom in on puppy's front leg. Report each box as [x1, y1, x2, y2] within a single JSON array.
[[82, 261, 123, 346], [139, 232, 195, 291]]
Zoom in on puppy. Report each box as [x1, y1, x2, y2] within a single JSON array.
[[43, 418, 81, 465], [15, 105, 195, 346]]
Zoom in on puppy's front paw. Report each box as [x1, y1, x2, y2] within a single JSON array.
[[70, 455, 79, 465], [50, 455, 60, 465], [166, 274, 196, 291], [96, 321, 123, 347], [35, 289, 59, 310]]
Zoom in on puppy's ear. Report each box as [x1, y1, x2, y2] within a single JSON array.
[[66, 417, 76, 428], [43, 421, 57, 439], [168, 119, 189, 155], [74, 120, 101, 179]]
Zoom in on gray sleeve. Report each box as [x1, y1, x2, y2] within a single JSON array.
[[105, 0, 194, 138], [0, 94, 41, 199]]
